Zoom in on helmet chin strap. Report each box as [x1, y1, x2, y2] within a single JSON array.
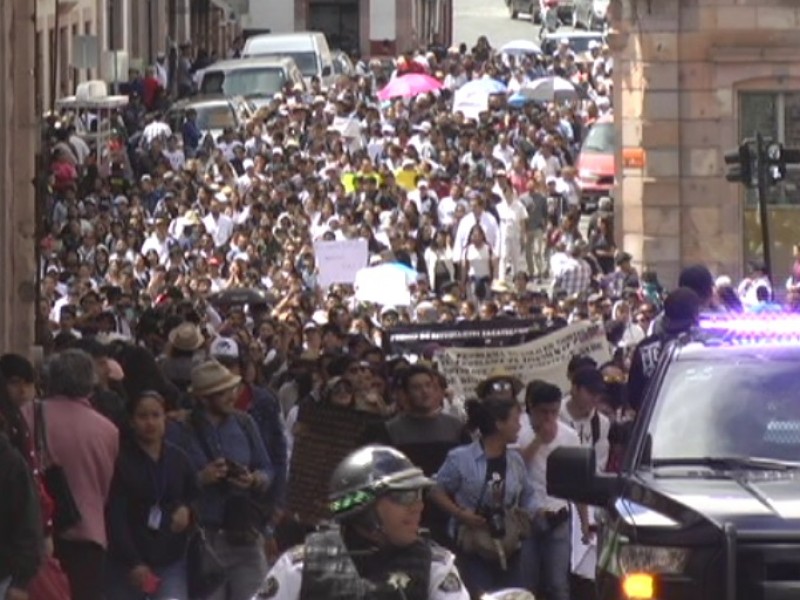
[[351, 508, 388, 545]]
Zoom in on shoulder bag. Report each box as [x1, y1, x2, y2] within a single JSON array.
[[455, 464, 531, 569], [34, 400, 82, 534]]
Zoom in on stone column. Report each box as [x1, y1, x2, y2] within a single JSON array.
[[611, 0, 683, 286], [0, 0, 38, 355]]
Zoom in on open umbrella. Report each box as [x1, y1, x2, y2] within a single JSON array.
[[452, 77, 508, 119], [377, 73, 443, 100], [499, 40, 542, 55], [512, 76, 583, 104]]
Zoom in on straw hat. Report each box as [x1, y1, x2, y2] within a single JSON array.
[[168, 322, 205, 352], [189, 360, 242, 396], [475, 367, 524, 399], [490, 279, 513, 294]]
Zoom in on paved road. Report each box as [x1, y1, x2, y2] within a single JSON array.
[[453, 0, 541, 48]]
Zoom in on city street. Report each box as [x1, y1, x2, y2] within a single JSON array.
[[453, 0, 544, 48]]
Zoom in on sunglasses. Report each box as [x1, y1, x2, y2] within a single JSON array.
[[385, 488, 425, 506], [490, 380, 514, 393]]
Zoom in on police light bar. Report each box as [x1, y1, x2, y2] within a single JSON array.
[[698, 314, 800, 336]]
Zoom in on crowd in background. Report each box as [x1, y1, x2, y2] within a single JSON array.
[[4, 29, 793, 600]]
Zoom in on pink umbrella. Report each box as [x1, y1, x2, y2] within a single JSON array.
[[377, 73, 443, 101]]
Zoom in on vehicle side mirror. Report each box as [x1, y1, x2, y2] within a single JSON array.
[[322, 65, 332, 76], [547, 446, 619, 506]]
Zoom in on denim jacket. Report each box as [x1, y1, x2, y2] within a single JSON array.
[[434, 440, 537, 535]]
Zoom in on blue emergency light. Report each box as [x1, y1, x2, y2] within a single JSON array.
[[697, 314, 800, 344]]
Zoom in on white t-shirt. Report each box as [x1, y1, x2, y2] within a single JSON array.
[[517, 419, 581, 512], [496, 199, 528, 243], [559, 403, 611, 473]]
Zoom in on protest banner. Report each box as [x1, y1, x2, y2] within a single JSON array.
[[313, 238, 369, 288], [435, 321, 611, 396], [388, 318, 557, 354]]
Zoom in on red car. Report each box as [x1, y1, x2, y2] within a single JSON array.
[[577, 114, 615, 212]]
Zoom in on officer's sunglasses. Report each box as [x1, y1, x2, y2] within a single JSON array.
[[385, 488, 425, 506], [490, 381, 513, 393]]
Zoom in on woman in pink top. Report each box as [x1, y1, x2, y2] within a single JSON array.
[[23, 349, 119, 600]]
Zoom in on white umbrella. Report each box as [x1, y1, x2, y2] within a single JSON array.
[[499, 40, 542, 55], [515, 76, 582, 103], [452, 77, 508, 120]]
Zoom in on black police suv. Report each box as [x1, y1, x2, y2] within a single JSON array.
[[548, 316, 800, 600]]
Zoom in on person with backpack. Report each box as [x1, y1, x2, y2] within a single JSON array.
[[175, 360, 274, 600]]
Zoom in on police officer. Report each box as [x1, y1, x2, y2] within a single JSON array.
[[253, 445, 469, 600], [627, 287, 701, 412]]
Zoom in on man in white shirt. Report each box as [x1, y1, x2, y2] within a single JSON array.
[[559, 367, 611, 594], [518, 380, 581, 600], [494, 181, 528, 279], [202, 196, 235, 248], [140, 216, 174, 264], [530, 137, 562, 178], [452, 194, 500, 260], [437, 183, 467, 230], [492, 133, 515, 170]]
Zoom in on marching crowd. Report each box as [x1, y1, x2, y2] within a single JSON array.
[[2, 27, 791, 600]]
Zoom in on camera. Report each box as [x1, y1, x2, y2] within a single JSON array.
[[479, 506, 506, 539]]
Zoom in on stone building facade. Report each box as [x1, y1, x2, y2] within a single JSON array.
[[612, 0, 800, 286]]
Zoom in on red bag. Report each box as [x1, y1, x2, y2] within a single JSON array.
[[26, 556, 71, 600]]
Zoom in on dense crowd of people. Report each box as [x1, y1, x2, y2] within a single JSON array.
[[3, 28, 789, 600]]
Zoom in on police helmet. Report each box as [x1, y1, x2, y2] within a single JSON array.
[[328, 445, 433, 521]]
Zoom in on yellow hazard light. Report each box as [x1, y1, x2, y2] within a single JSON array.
[[622, 572, 655, 599]]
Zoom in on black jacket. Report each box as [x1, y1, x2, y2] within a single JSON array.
[[0, 432, 43, 588]]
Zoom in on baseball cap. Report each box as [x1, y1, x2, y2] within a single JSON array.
[[209, 337, 239, 362]]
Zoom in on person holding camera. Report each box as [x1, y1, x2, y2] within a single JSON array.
[[176, 360, 274, 600], [429, 371, 537, 598], [518, 380, 581, 600]]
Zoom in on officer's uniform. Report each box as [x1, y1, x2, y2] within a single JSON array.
[[256, 444, 470, 600], [254, 530, 469, 600]]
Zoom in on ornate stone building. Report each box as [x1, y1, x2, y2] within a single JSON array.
[[612, 0, 800, 285]]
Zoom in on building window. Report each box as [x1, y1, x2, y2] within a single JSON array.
[[739, 92, 800, 205]]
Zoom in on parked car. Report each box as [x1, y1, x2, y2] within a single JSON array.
[[198, 57, 306, 108], [540, 30, 606, 55], [577, 114, 615, 212], [165, 96, 256, 143], [572, 0, 609, 30], [241, 32, 335, 87], [508, 0, 574, 23]]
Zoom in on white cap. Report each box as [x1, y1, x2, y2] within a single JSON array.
[[209, 336, 239, 360]]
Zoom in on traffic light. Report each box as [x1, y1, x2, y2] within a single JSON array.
[[765, 141, 786, 185], [724, 142, 752, 187]]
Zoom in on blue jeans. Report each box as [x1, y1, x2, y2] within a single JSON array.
[[456, 550, 523, 598], [520, 515, 571, 600], [105, 558, 188, 600], [0, 577, 10, 598]]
